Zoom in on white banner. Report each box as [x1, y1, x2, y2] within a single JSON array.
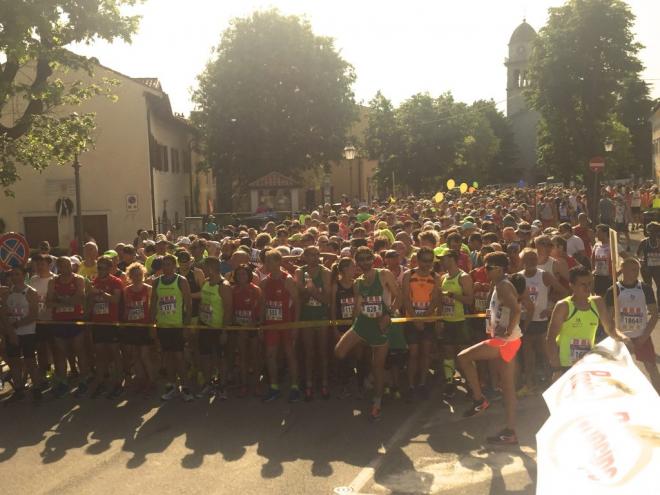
[[537, 338, 660, 495]]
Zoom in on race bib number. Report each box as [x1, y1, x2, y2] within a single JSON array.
[[199, 303, 212, 325], [7, 306, 24, 323], [647, 252, 660, 267], [441, 296, 455, 317], [413, 302, 430, 316], [595, 258, 609, 276], [362, 296, 383, 318], [159, 296, 177, 314], [306, 297, 322, 307], [127, 305, 145, 321], [621, 306, 644, 335], [570, 338, 592, 364], [56, 305, 74, 314], [340, 297, 355, 319], [235, 309, 252, 325], [266, 301, 283, 321], [474, 294, 489, 312], [93, 301, 109, 316]]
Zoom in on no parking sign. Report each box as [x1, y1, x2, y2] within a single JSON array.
[[0, 232, 29, 270]]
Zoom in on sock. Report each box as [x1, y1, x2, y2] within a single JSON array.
[[270, 383, 280, 390], [373, 396, 382, 408], [443, 359, 455, 381]]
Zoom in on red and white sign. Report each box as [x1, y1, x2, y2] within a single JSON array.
[[0, 232, 29, 270], [589, 156, 605, 172]]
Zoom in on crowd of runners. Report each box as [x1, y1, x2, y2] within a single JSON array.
[[2, 182, 660, 445]]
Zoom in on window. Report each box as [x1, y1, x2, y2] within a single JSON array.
[[149, 134, 162, 170], [162, 145, 169, 172], [183, 151, 191, 173], [171, 148, 180, 173]]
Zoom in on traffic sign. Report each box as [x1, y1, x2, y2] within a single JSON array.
[[0, 232, 29, 270], [589, 156, 605, 172]]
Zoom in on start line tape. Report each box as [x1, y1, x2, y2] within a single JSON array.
[[36, 314, 488, 332]]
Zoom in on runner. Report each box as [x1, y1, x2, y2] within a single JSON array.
[[46, 257, 89, 398], [29, 253, 56, 387], [637, 221, 660, 301], [295, 246, 331, 400], [334, 246, 400, 421], [546, 265, 627, 379], [457, 251, 522, 445], [197, 257, 232, 399], [122, 262, 155, 395], [78, 242, 99, 280], [232, 263, 262, 397], [330, 257, 358, 398], [151, 254, 194, 402], [605, 258, 660, 393], [87, 256, 124, 399], [591, 224, 613, 296], [438, 249, 474, 399], [2, 265, 41, 402], [401, 247, 439, 400], [261, 249, 302, 403]]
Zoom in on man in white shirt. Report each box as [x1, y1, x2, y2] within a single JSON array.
[[558, 223, 585, 258]]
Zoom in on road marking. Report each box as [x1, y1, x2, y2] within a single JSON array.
[[347, 401, 433, 493]]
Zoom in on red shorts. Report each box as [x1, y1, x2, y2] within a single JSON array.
[[485, 337, 521, 362], [633, 337, 655, 363], [263, 322, 293, 348]]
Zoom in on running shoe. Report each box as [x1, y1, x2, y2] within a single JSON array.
[[486, 428, 519, 445], [181, 387, 195, 402], [304, 387, 314, 402], [516, 385, 536, 398], [161, 384, 179, 401], [463, 397, 490, 418], [483, 387, 503, 402], [216, 386, 228, 401], [52, 381, 69, 399], [369, 405, 381, 422], [74, 380, 89, 398], [196, 383, 216, 399], [320, 387, 330, 400], [391, 387, 401, 400], [288, 388, 303, 403], [263, 387, 281, 402], [417, 384, 430, 401], [106, 384, 124, 400], [442, 382, 457, 399], [384, 386, 391, 396]]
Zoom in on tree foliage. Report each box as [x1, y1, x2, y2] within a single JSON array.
[[365, 92, 517, 193], [526, 0, 653, 181], [0, 0, 141, 195], [193, 10, 357, 211]]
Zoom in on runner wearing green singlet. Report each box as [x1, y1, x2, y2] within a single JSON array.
[[335, 246, 400, 421], [295, 246, 331, 401], [438, 249, 474, 399], [151, 254, 193, 402], [197, 257, 232, 400], [546, 265, 628, 380]]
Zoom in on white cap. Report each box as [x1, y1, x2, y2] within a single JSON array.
[[176, 236, 191, 246]]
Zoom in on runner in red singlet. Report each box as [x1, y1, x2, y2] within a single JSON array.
[[233, 263, 262, 397]]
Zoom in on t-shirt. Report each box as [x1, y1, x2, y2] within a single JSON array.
[[565, 235, 585, 256], [78, 262, 97, 280]]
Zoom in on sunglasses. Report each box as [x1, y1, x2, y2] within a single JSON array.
[[485, 265, 501, 271]]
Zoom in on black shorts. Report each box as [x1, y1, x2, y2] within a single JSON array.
[[198, 326, 224, 356], [404, 323, 435, 345], [120, 326, 153, 346], [6, 334, 38, 359], [593, 275, 611, 296], [385, 349, 407, 370], [92, 324, 120, 345], [468, 317, 488, 343], [52, 322, 84, 340], [158, 327, 185, 353], [35, 323, 52, 342], [439, 321, 472, 346], [524, 320, 548, 336]]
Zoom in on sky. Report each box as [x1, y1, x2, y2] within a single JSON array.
[[74, 0, 660, 116]]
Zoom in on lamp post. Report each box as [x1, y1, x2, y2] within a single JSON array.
[[591, 139, 614, 224], [344, 144, 357, 201], [72, 154, 84, 254]]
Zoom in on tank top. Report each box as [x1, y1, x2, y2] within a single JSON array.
[[53, 276, 84, 321], [471, 267, 491, 314], [441, 271, 465, 322], [233, 283, 259, 325], [155, 275, 184, 327], [90, 275, 123, 323], [123, 284, 150, 323], [264, 271, 293, 323], [30, 274, 52, 320], [409, 270, 435, 316], [488, 284, 522, 341], [641, 238, 660, 268], [538, 257, 555, 276], [199, 281, 224, 327], [335, 281, 355, 320], [520, 268, 549, 322], [6, 287, 36, 335], [302, 266, 325, 308], [593, 243, 611, 276], [181, 269, 201, 317], [357, 269, 386, 319], [615, 282, 648, 338], [557, 296, 600, 366]]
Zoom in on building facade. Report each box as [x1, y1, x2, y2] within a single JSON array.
[[652, 103, 660, 185], [505, 20, 541, 183], [0, 64, 202, 251]]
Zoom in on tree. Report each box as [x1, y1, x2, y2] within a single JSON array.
[[472, 100, 519, 183], [0, 0, 141, 195], [193, 10, 357, 212], [526, 0, 648, 184]]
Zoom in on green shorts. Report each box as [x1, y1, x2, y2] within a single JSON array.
[[300, 305, 328, 322], [440, 320, 472, 346], [353, 316, 388, 347]]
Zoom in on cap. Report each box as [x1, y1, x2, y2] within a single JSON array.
[[461, 221, 476, 231], [290, 247, 304, 256], [176, 236, 191, 246], [103, 250, 119, 258], [143, 240, 155, 247], [155, 234, 168, 244]]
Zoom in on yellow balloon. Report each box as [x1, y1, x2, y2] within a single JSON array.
[[472, 181, 479, 189], [460, 182, 468, 194], [389, 196, 396, 203], [446, 179, 455, 190], [434, 192, 444, 203]]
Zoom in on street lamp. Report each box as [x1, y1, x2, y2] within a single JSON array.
[[604, 139, 614, 153], [344, 145, 357, 200], [72, 154, 84, 255]]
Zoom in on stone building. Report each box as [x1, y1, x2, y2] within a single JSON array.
[[505, 20, 541, 183]]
